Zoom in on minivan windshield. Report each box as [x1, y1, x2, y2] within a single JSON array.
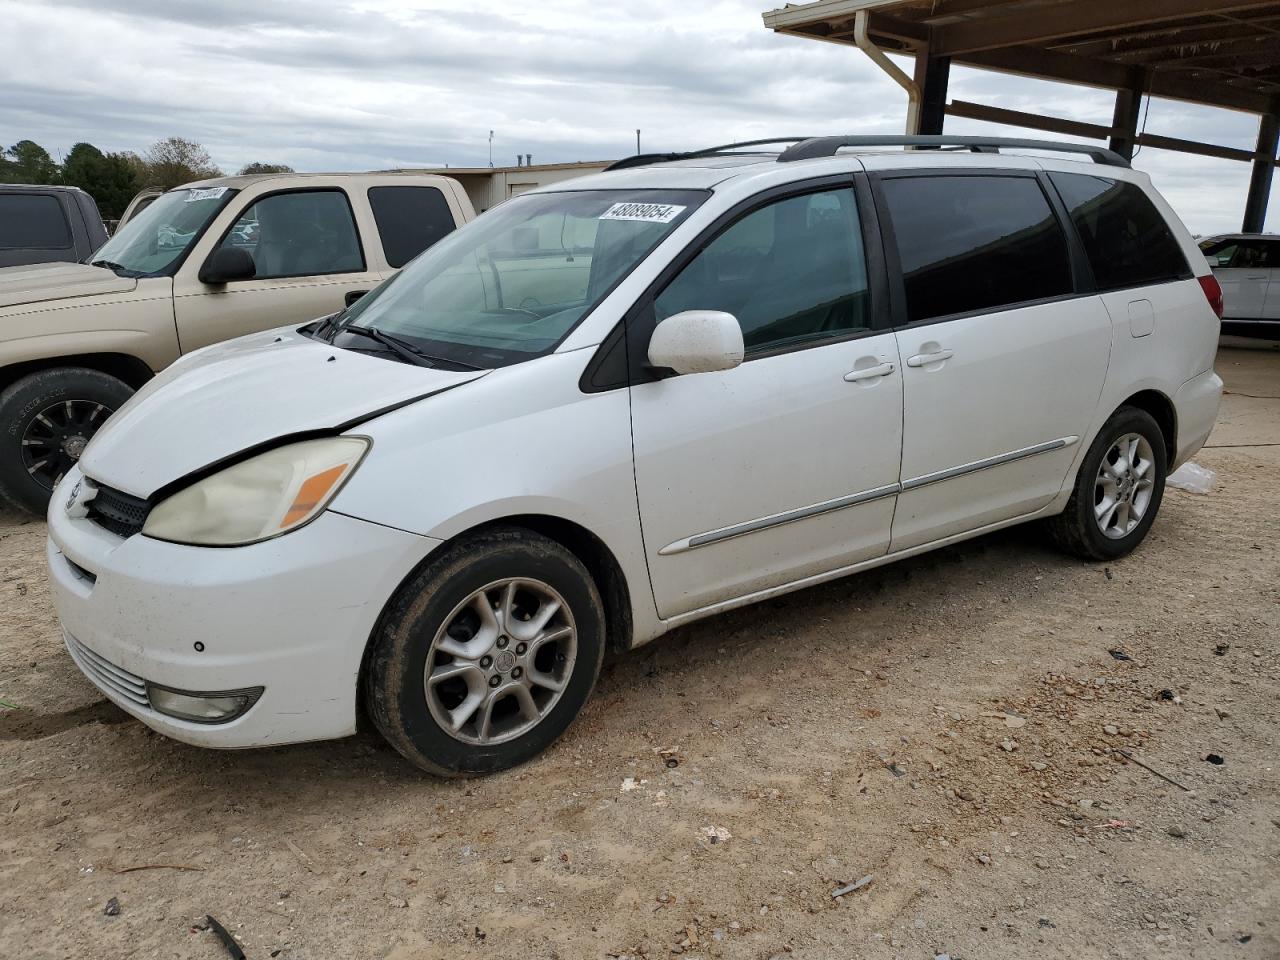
[[90, 186, 238, 277], [328, 189, 707, 369]]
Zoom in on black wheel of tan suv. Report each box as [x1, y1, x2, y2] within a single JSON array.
[[364, 528, 606, 776], [1046, 405, 1168, 561], [0, 368, 133, 515]]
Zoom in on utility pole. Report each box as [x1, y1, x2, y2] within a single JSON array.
[[488, 130, 494, 168], [636, 129, 641, 155]]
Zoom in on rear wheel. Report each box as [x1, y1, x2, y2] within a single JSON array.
[[0, 368, 133, 515], [365, 528, 606, 776], [1046, 405, 1167, 561]]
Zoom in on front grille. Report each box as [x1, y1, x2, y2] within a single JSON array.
[[87, 482, 151, 539], [64, 631, 151, 710]]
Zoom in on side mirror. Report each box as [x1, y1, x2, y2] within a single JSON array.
[[345, 289, 370, 307], [647, 310, 745, 377], [199, 246, 256, 285]]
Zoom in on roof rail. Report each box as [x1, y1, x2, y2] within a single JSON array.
[[777, 135, 1130, 168], [604, 138, 814, 172]]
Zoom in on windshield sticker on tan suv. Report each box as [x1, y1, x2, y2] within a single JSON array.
[[600, 202, 687, 224], [185, 187, 228, 202]]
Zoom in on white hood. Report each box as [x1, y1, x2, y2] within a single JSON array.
[[80, 327, 486, 497], [0, 261, 136, 310]]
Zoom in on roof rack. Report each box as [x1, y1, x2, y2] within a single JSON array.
[[776, 136, 1130, 168], [604, 138, 813, 172]]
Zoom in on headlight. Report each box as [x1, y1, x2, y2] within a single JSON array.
[[142, 437, 369, 546]]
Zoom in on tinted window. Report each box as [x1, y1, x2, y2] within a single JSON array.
[[881, 176, 1072, 324], [1051, 173, 1189, 291], [368, 186, 457, 268], [218, 190, 364, 280], [654, 188, 870, 354], [0, 194, 72, 250]]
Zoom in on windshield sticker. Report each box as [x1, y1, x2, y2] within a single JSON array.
[[600, 202, 686, 224], [185, 187, 228, 203]]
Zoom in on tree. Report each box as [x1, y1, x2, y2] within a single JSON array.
[[60, 142, 140, 220], [143, 136, 222, 189], [2, 139, 58, 184], [238, 162, 294, 175]]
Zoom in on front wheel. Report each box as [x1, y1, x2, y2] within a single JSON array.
[[0, 368, 134, 515], [364, 528, 606, 776], [1045, 405, 1167, 561]]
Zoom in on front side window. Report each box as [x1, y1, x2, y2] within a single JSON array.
[[654, 188, 870, 354], [881, 175, 1073, 324], [215, 190, 364, 280], [0, 194, 71, 250], [91, 186, 237, 277], [368, 186, 457, 268], [330, 189, 706, 369], [1051, 173, 1189, 292]]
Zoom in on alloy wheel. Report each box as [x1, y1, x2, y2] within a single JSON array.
[[1094, 432, 1156, 540], [20, 399, 113, 492], [424, 578, 578, 745]]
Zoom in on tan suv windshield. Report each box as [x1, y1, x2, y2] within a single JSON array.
[[91, 187, 237, 277]]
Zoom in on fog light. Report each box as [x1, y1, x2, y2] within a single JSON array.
[[146, 683, 263, 724]]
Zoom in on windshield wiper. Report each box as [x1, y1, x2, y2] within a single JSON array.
[[341, 325, 435, 367], [341, 325, 483, 371]]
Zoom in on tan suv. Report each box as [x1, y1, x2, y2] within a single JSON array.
[[0, 171, 475, 513]]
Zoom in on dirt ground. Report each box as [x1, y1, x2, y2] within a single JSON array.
[[2, 340, 1277, 960]]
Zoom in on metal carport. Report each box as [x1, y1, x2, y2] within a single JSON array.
[[763, 0, 1280, 231]]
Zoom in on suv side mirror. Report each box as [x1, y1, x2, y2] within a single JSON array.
[[199, 246, 256, 285], [647, 310, 745, 377]]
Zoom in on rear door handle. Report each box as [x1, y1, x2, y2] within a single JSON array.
[[906, 349, 954, 368], [844, 361, 895, 382]]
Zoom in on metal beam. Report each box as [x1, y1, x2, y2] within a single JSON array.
[[932, 0, 1278, 57], [1110, 81, 1144, 162], [945, 99, 1272, 163], [916, 54, 952, 135], [1244, 111, 1279, 232]]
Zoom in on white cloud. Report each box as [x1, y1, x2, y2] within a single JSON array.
[[2, 0, 1275, 233]]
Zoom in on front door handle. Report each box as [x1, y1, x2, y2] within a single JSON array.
[[906, 349, 954, 368], [844, 361, 895, 382]]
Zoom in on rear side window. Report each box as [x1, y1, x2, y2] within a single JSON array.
[[0, 193, 72, 250], [880, 175, 1072, 324], [1050, 173, 1190, 291], [368, 186, 457, 268]]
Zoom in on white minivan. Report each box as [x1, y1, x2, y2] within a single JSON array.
[[46, 137, 1224, 775]]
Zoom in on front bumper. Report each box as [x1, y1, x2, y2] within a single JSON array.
[[1172, 369, 1224, 469], [47, 469, 438, 748]]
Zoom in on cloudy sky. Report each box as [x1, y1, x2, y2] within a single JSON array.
[[2, 0, 1274, 234]]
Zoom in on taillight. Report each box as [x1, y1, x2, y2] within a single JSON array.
[[1199, 274, 1224, 320]]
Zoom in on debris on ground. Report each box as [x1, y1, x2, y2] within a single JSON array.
[[831, 875, 874, 899], [1114, 748, 1192, 792], [1167, 461, 1216, 494], [701, 826, 732, 844], [206, 915, 247, 960], [1205, 753, 1225, 765], [1108, 648, 1131, 661], [102, 897, 121, 917]]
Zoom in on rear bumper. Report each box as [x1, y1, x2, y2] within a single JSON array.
[[47, 469, 437, 748], [1172, 369, 1224, 469]]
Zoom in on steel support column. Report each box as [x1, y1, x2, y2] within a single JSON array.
[[916, 54, 951, 136], [1109, 75, 1144, 161], [1243, 111, 1278, 234]]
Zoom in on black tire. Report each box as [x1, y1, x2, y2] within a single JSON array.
[[1046, 405, 1168, 561], [365, 527, 606, 777], [0, 367, 134, 515]]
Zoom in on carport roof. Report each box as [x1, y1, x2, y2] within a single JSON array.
[[762, 0, 1280, 115]]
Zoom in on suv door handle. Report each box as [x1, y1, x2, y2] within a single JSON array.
[[844, 361, 895, 382], [906, 349, 954, 368]]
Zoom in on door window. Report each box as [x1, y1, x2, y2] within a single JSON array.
[[653, 188, 870, 355], [1050, 173, 1190, 291], [0, 194, 71, 249], [218, 190, 364, 280], [880, 175, 1073, 324], [367, 186, 457, 268]]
